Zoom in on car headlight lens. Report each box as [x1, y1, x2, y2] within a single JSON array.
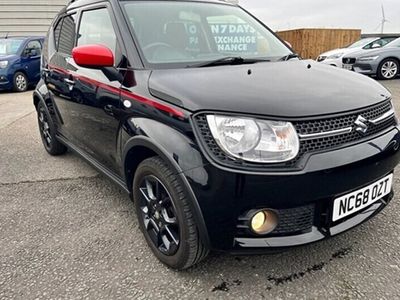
[[327, 52, 344, 59], [358, 56, 379, 62], [206, 115, 300, 163], [0, 61, 8, 69]]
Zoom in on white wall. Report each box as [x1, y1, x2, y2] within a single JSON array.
[[0, 0, 68, 37]]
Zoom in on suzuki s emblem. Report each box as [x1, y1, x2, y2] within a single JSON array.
[[354, 115, 369, 134]]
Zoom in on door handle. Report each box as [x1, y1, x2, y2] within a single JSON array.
[[64, 78, 75, 86]]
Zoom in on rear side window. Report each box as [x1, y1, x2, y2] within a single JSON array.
[[77, 8, 117, 55], [58, 14, 77, 55], [53, 19, 63, 50]]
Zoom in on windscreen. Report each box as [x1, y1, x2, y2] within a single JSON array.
[[121, 1, 291, 67], [0, 39, 24, 55]]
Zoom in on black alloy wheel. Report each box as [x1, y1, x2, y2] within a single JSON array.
[[138, 175, 180, 256], [133, 157, 209, 269], [38, 105, 52, 149], [37, 102, 67, 155]]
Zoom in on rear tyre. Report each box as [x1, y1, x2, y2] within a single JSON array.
[[37, 101, 67, 156], [133, 157, 209, 269], [377, 58, 399, 80], [13, 72, 28, 92]]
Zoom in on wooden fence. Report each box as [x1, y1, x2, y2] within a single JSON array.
[[276, 28, 361, 60]]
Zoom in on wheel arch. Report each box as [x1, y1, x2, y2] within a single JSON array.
[[14, 69, 28, 80], [33, 88, 62, 134], [124, 142, 159, 192], [122, 136, 210, 248], [33, 86, 50, 110], [33, 91, 41, 109], [381, 56, 400, 65], [33, 81, 53, 109]]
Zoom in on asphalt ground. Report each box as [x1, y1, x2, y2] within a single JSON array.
[[0, 78, 399, 299]]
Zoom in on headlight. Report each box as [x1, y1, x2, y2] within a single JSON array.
[[358, 56, 379, 62], [327, 53, 344, 59], [0, 61, 8, 69], [206, 115, 299, 163]]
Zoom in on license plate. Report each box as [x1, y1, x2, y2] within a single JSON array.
[[332, 174, 393, 222], [343, 64, 353, 70]]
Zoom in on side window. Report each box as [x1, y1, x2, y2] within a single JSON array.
[[77, 8, 117, 55], [24, 40, 42, 56], [58, 14, 77, 55], [380, 38, 395, 46], [376, 39, 387, 47], [53, 18, 63, 50], [364, 41, 378, 49], [364, 39, 388, 49], [382, 37, 393, 44]]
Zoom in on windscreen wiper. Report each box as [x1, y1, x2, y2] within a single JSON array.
[[187, 56, 270, 68], [279, 53, 300, 61]]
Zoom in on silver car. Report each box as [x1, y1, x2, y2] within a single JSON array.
[[342, 37, 400, 80]]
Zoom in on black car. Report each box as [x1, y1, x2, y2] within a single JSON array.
[[34, 0, 400, 269]]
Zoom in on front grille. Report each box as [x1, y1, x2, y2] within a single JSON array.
[[342, 57, 356, 64], [293, 100, 396, 160], [193, 100, 396, 170], [236, 204, 315, 236], [294, 100, 393, 135]]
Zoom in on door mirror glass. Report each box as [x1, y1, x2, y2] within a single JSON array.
[[72, 44, 114, 68], [29, 49, 38, 57]]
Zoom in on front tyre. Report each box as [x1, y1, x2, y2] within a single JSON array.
[[13, 72, 28, 92], [377, 58, 399, 80], [37, 101, 67, 156], [133, 157, 209, 269]]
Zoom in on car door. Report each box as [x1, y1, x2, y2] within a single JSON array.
[[45, 13, 80, 145], [21, 39, 42, 83], [51, 5, 124, 174]]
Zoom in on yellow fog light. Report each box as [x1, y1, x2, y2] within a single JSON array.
[[251, 211, 266, 231], [250, 210, 278, 235]]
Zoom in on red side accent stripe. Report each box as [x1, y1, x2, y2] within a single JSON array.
[[120, 89, 185, 118], [47, 64, 186, 119]]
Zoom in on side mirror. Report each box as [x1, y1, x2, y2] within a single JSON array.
[[371, 43, 381, 49], [29, 49, 38, 57], [72, 44, 114, 69]]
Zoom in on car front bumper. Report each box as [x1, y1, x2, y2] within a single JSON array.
[[0, 69, 12, 90], [319, 57, 342, 67], [353, 62, 379, 75], [184, 127, 400, 252]]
